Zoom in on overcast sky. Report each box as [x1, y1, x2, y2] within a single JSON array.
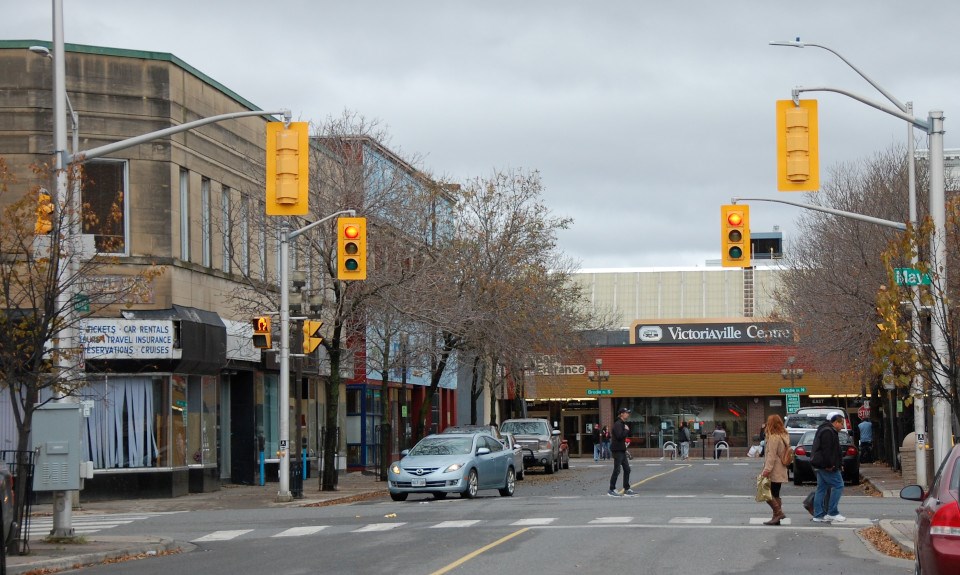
[[5, 1, 960, 269]]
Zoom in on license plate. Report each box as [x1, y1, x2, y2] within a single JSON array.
[[412, 478, 426, 487]]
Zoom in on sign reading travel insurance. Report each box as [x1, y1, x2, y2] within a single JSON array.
[[631, 321, 793, 345], [80, 319, 178, 359]]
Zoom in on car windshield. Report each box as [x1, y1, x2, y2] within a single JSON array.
[[799, 429, 851, 446], [785, 415, 821, 429], [501, 421, 548, 435], [409, 437, 474, 456]]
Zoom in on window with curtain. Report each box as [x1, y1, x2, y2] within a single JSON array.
[[81, 376, 161, 469]]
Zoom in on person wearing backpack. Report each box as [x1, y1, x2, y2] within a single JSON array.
[[678, 421, 691, 460], [759, 414, 790, 525]]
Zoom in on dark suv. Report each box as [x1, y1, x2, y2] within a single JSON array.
[[500, 418, 565, 474]]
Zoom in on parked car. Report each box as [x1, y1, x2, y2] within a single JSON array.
[[441, 424, 502, 441], [792, 429, 860, 486], [900, 442, 960, 575], [1, 461, 15, 550], [500, 418, 563, 474], [501, 432, 525, 480], [784, 413, 824, 447], [387, 433, 516, 501]]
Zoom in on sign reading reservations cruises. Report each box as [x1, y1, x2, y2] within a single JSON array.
[[80, 319, 179, 359], [631, 321, 793, 345]]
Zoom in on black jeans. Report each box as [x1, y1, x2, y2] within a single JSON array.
[[609, 450, 631, 490]]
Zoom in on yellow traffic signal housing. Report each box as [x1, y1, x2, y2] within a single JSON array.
[[302, 320, 323, 354], [776, 99, 819, 191], [252, 316, 272, 349], [337, 217, 367, 280], [721, 204, 751, 268], [265, 122, 309, 215], [35, 189, 54, 234]]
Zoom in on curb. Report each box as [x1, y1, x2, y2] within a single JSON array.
[[878, 519, 916, 555], [5, 537, 180, 575], [861, 476, 898, 498]]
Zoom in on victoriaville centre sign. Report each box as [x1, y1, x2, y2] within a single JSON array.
[[630, 321, 793, 345]]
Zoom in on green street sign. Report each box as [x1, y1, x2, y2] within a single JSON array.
[[786, 394, 801, 414], [779, 387, 806, 394], [74, 293, 90, 312], [895, 268, 931, 286], [586, 389, 613, 396]]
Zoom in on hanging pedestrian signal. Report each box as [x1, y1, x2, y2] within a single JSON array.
[[252, 316, 272, 349], [35, 189, 55, 234], [776, 99, 820, 191]]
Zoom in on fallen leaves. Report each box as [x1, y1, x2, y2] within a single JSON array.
[[859, 525, 915, 560]]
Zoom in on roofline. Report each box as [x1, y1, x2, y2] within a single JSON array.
[[1, 39, 264, 115]]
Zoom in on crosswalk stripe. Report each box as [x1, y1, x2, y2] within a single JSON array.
[[511, 518, 556, 526], [353, 523, 405, 532], [669, 517, 712, 524], [431, 520, 481, 529], [192, 530, 253, 542], [273, 526, 328, 537], [589, 517, 633, 524]]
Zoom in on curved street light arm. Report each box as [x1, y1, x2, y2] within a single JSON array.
[[793, 86, 931, 132], [731, 196, 906, 231]]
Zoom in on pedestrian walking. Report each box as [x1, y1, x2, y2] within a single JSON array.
[[758, 422, 767, 457], [608, 407, 637, 497], [857, 418, 873, 463], [759, 415, 789, 525], [600, 425, 612, 460], [678, 421, 691, 460], [593, 424, 601, 462], [811, 412, 846, 523]]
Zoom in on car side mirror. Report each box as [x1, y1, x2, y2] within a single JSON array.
[[400, 449, 409, 456], [900, 485, 925, 501], [477, 447, 491, 455], [552, 429, 561, 436]]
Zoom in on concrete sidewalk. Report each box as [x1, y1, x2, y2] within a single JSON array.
[[3, 461, 919, 573], [4, 471, 388, 575]]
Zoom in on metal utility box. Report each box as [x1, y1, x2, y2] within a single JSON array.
[[33, 403, 83, 492]]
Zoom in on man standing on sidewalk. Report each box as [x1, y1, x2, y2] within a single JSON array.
[[811, 412, 845, 523], [608, 407, 637, 497], [678, 421, 691, 460]]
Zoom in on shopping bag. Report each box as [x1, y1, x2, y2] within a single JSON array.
[[755, 474, 772, 502], [747, 445, 761, 458]]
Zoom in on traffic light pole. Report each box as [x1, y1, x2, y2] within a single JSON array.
[[730, 197, 906, 231], [275, 210, 355, 501]]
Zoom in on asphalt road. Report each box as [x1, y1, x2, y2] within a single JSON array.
[[67, 459, 915, 575]]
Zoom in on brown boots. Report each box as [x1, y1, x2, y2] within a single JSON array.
[[764, 497, 786, 525]]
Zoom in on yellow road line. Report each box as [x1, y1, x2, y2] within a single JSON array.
[[429, 527, 530, 575], [621, 464, 688, 492]]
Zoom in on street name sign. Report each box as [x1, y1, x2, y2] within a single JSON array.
[[779, 387, 806, 394], [586, 389, 613, 396], [895, 268, 931, 286]]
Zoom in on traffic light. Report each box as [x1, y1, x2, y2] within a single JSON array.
[[265, 122, 309, 216], [721, 204, 751, 268], [337, 217, 367, 280], [302, 320, 323, 354], [35, 189, 54, 234], [252, 316, 272, 349], [776, 99, 819, 192]]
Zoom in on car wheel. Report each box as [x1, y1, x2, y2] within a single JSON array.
[[460, 469, 479, 498], [793, 473, 803, 486], [432, 492, 447, 500], [390, 492, 408, 502], [914, 554, 922, 575], [545, 459, 555, 474], [499, 467, 516, 497]]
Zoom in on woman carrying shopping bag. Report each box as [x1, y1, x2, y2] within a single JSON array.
[[759, 414, 790, 525]]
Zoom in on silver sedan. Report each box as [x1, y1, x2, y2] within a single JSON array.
[[388, 433, 517, 501]]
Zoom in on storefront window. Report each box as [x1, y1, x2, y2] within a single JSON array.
[[620, 396, 749, 449], [81, 376, 164, 469], [261, 374, 279, 456]]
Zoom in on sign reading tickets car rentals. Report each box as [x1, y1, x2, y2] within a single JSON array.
[[631, 321, 793, 345]]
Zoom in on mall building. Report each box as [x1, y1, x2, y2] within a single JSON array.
[[519, 263, 857, 458]]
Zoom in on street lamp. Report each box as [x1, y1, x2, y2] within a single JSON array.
[[770, 38, 947, 479], [587, 358, 610, 391]]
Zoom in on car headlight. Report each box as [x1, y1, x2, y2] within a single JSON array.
[[443, 462, 464, 473], [390, 463, 401, 475]]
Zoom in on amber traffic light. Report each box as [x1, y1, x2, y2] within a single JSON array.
[[721, 204, 751, 268], [337, 217, 367, 280]]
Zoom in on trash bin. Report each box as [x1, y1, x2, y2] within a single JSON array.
[[290, 457, 304, 499]]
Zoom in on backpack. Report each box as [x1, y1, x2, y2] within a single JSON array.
[[779, 436, 794, 466]]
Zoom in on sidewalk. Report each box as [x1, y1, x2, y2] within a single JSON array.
[[859, 461, 916, 555], [4, 471, 388, 575]]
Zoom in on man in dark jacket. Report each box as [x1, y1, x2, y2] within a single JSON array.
[[608, 407, 637, 497], [810, 412, 845, 522]]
